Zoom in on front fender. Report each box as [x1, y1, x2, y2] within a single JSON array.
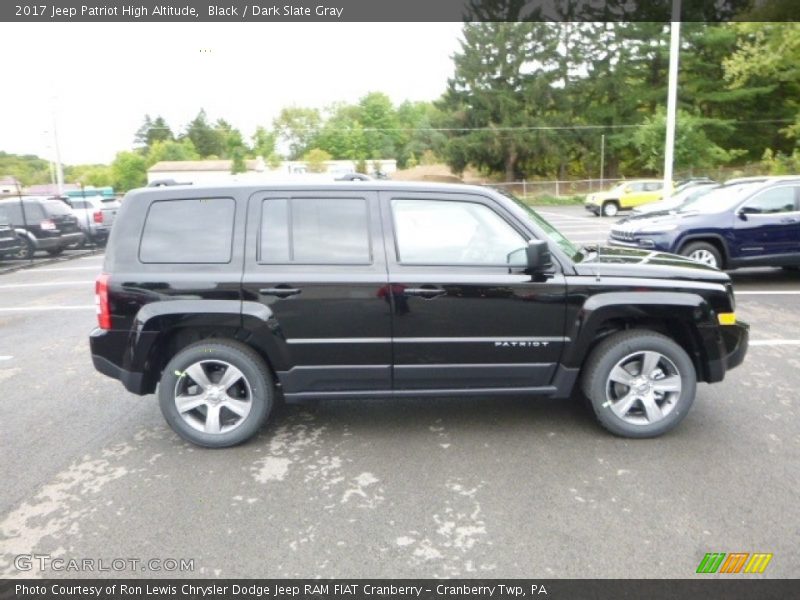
[[562, 291, 719, 375]]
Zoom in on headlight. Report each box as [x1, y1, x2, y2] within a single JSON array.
[[635, 223, 678, 234]]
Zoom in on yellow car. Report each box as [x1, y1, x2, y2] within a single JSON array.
[[585, 179, 667, 217]]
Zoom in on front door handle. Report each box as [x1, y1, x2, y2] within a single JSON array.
[[260, 286, 301, 298], [405, 286, 447, 299], [780, 217, 799, 224]]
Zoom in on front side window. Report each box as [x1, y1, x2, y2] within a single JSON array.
[[391, 199, 526, 265], [741, 187, 797, 214], [139, 198, 235, 264], [259, 197, 371, 264]]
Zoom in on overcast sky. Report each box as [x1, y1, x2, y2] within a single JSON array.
[[0, 22, 464, 165]]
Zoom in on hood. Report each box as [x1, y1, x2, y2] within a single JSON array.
[[574, 245, 730, 283]]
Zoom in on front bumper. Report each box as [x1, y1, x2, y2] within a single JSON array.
[[585, 203, 599, 214], [705, 320, 749, 383]]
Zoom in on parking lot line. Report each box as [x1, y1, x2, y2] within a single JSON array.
[[736, 291, 800, 295], [0, 356, 11, 361], [0, 305, 94, 312], [750, 339, 800, 346], [0, 281, 94, 289], [23, 266, 102, 272]]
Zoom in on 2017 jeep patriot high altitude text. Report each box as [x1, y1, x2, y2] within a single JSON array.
[[90, 182, 748, 447]]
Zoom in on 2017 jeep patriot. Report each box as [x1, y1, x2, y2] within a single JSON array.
[[90, 182, 748, 447]]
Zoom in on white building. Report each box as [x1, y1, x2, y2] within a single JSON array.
[[147, 158, 397, 185]]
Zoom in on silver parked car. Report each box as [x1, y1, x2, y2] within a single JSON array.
[[65, 195, 120, 246]]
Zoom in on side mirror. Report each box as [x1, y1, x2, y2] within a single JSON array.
[[738, 206, 757, 220], [525, 239, 553, 272]]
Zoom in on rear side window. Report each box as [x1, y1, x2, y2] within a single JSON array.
[[43, 200, 72, 216], [139, 198, 235, 263], [259, 197, 371, 264]]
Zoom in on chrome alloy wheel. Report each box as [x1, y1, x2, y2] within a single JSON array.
[[688, 248, 718, 268], [605, 351, 682, 425], [173, 360, 253, 434]]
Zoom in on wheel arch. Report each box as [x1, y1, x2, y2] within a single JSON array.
[[677, 234, 730, 268], [127, 300, 287, 394], [562, 291, 719, 383]]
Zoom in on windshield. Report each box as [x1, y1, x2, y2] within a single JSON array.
[[677, 183, 762, 214], [496, 189, 582, 260]]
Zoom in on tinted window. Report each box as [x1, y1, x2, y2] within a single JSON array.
[[742, 186, 797, 214], [43, 200, 72, 216], [259, 197, 370, 264], [391, 199, 526, 265], [139, 198, 235, 263]]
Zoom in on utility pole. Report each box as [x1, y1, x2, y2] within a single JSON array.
[[663, 0, 681, 195], [600, 133, 606, 191], [52, 103, 65, 196]]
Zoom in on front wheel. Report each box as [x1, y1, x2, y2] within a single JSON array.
[[581, 330, 697, 438], [159, 340, 274, 448], [681, 241, 722, 269], [601, 201, 619, 217]]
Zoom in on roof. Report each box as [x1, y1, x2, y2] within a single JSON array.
[[126, 179, 487, 199], [148, 160, 265, 173]]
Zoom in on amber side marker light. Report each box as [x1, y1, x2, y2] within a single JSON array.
[[718, 313, 736, 325]]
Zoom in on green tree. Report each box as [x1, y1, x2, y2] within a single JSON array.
[[111, 151, 147, 191], [441, 22, 561, 179], [303, 148, 331, 173], [0, 152, 53, 186], [629, 108, 741, 173], [251, 126, 277, 159], [184, 109, 225, 158], [134, 115, 173, 150], [273, 107, 321, 159], [68, 164, 112, 188], [145, 139, 200, 167]]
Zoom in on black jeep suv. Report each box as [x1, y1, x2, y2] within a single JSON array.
[[90, 182, 748, 447], [0, 196, 84, 258]]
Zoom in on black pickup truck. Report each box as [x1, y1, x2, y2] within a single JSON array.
[[90, 182, 748, 447]]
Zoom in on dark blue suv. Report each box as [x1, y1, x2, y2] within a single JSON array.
[[608, 177, 800, 270]]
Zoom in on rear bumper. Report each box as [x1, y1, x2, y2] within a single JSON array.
[[90, 328, 153, 395], [92, 352, 146, 394], [705, 320, 749, 383]]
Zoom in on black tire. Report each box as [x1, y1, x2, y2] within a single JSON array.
[[601, 201, 619, 217], [14, 237, 34, 260], [159, 340, 274, 448], [46, 247, 64, 256], [680, 241, 722, 269], [580, 330, 697, 438]]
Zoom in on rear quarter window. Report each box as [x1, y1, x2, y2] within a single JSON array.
[[139, 198, 235, 264]]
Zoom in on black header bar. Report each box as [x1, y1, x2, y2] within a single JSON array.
[[2, 0, 799, 23]]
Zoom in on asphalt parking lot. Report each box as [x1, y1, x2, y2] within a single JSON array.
[[0, 205, 797, 578]]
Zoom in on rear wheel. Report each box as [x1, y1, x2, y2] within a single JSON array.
[[601, 201, 619, 217], [680, 241, 722, 269], [581, 330, 696, 438], [159, 340, 273, 448], [14, 237, 34, 260]]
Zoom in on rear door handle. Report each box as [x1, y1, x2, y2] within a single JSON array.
[[259, 286, 301, 298], [405, 286, 447, 299], [780, 217, 799, 224]]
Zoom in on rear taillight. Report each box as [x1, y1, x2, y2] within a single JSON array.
[[40, 219, 56, 231], [95, 273, 111, 330], [93, 210, 103, 223]]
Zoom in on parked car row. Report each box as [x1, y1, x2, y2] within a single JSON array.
[[0, 194, 120, 261], [605, 176, 800, 270]]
